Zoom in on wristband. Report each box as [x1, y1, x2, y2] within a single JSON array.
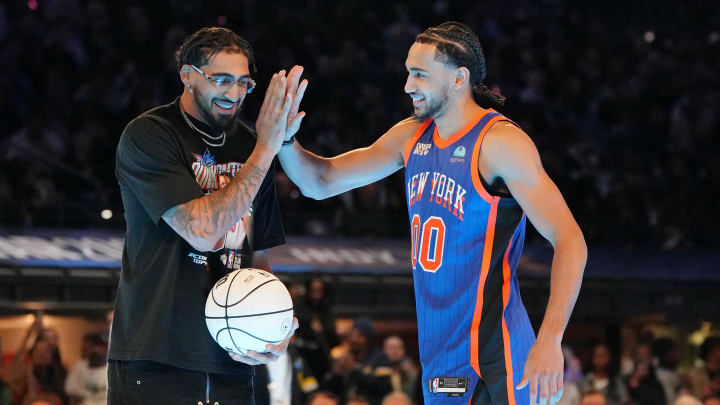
[[282, 136, 296, 147]]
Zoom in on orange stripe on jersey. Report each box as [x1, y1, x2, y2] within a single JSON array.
[[502, 237, 518, 405], [403, 119, 433, 166], [469, 196, 500, 377], [433, 109, 487, 149], [470, 114, 509, 203]]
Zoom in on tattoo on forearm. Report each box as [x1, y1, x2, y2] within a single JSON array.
[[163, 160, 268, 246]]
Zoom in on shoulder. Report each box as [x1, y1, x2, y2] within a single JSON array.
[[381, 117, 427, 155], [121, 102, 178, 142], [117, 115, 173, 158], [479, 120, 542, 179], [483, 120, 536, 155], [121, 115, 163, 138], [117, 111, 186, 167], [387, 117, 425, 139]]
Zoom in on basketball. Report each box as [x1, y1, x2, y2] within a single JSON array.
[[205, 268, 294, 355]]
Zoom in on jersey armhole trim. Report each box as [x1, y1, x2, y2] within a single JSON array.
[[403, 119, 433, 166], [471, 115, 514, 203]]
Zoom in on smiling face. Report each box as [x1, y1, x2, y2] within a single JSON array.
[[404, 42, 455, 120], [186, 50, 251, 131]]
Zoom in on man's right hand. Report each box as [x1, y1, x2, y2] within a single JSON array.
[[284, 65, 308, 139], [255, 71, 294, 154]]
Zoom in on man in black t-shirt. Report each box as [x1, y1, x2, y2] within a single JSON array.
[[110, 27, 306, 404]]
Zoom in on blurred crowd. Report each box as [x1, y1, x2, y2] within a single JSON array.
[[270, 278, 720, 405], [0, 313, 109, 405], [0, 0, 719, 249], [1, 278, 720, 405]]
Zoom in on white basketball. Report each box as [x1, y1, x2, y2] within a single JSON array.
[[205, 268, 294, 355]]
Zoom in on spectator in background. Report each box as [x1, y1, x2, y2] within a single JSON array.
[[0, 339, 11, 405], [65, 333, 107, 405], [565, 345, 585, 384], [581, 390, 607, 405], [654, 337, 683, 405], [323, 317, 393, 405], [704, 396, 720, 405], [254, 341, 322, 405], [382, 335, 419, 398], [291, 280, 334, 386], [25, 394, 63, 405], [684, 337, 720, 400], [674, 393, 703, 405], [625, 342, 666, 405], [39, 327, 64, 375], [0, 1, 718, 250], [558, 381, 582, 405], [12, 339, 66, 405], [347, 395, 372, 405], [381, 391, 413, 405], [7, 315, 66, 405], [306, 390, 340, 405], [305, 278, 339, 349], [578, 343, 630, 405], [0, 380, 9, 405], [558, 345, 584, 405], [76, 335, 93, 364]]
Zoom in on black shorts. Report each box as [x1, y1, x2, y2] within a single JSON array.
[[470, 375, 521, 405], [107, 360, 254, 405]]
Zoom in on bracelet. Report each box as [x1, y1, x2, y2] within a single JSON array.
[[282, 136, 296, 147]]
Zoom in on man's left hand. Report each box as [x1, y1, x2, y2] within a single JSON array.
[[516, 335, 564, 405], [228, 317, 299, 365]]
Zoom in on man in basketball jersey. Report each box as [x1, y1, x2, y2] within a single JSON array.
[[278, 22, 587, 405], [111, 27, 300, 404]]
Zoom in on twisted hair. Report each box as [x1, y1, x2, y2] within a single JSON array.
[[175, 27, 256, 73], [415, 22, 505, 107]]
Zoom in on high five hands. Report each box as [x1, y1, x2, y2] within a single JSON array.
[[254, 67, 308, 154], [283, 66, 308, 141]]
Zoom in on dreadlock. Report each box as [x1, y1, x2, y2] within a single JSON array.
[[415, 22, 505, 107]]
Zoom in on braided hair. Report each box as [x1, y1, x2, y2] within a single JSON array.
[[415, 22, 505, 107]]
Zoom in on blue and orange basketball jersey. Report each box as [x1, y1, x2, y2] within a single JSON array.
[[403, 109, 535, 404]]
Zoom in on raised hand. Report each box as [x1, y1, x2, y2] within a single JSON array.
[[255, 71, 294, 154], [284, 65, 308, 139]]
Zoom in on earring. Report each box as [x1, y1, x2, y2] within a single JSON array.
[[187, 85, 194, 94]]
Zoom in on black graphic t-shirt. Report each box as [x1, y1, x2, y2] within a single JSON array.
[[111, 97, 285, 374]]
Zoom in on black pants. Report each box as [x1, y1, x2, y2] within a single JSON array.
[[107, 360, 254, 405]]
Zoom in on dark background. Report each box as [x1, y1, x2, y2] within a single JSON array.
[[1, 0, 718, 250], [0, 3, 719, 404]]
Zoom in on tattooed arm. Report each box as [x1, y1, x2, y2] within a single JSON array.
[[162, 150, 274, 251], [162, 72, 294, 252]]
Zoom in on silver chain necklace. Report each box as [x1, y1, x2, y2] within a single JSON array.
[[179, 105, 226, 147]]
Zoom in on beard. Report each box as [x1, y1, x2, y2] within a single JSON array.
[[413, 85, 450, 121], [192, 90, 242, 132]]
